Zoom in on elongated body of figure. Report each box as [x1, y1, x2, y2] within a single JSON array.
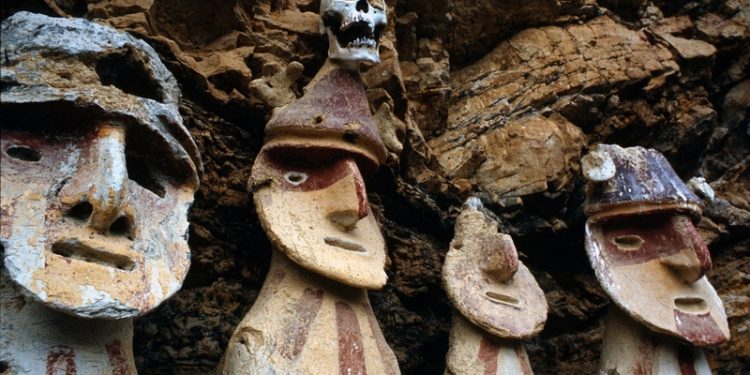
[[221, 2, 399, 373], [600, 307, 713, 375], [222, 251, 398, 374], [1, 271, 137, 374], [443, 199, 547, 375]]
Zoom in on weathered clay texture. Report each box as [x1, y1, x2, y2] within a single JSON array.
[[222, 59, 399, 373], [264, 62, 388, 170], [583, 144, 702, 220], [0, 270, 137, 374], [1, 11, 200, 319], [4, 0, 745, 373], [599, 307, 714, 375], [443, 200, 547, 339], [0, 11, 201, 375], [443, 199, 546, 374], [221, 251, 399, 374], [583, 145, 732, 374], [583, 145, 729, 346]]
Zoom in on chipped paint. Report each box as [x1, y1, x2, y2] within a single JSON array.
[[443, 201, 547, 339], [221, 250, 400, 374], [0, 12, 199, 375], [1, 270, 137, 375], [584, 145, 729, 374], [0, 12, 200, 318]]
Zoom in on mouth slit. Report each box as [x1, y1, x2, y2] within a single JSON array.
[[485, 291, 521, 307], [52, 240, 135, 271], [324, 237, 366, 253], [674, 297, 709, 314]]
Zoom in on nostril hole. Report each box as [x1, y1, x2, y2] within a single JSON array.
[[109, 216, 131, 237], [356, 0, 369, 12], [67, 202, 93, 221], [6, 145, 42, 161]]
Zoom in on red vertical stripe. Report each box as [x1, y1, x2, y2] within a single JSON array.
[[280, 288, 325, 359], [336, 302, 367, 375], [478, 336, 500, 375]]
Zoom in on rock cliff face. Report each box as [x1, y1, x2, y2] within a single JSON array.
[[2, 1, 747, 374]]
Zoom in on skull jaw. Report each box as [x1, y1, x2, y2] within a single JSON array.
[[326, 30, 381, 68]]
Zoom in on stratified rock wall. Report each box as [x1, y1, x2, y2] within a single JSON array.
[[2, 1, 746, 374]]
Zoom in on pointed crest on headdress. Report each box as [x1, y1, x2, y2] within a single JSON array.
[[263, 68, 386, 174]]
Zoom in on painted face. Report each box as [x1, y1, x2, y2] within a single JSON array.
[[443, 203, 547, 339], [1, 120, 197, 318], [251, 147, 387, 289], [586, 213, 730, 345]]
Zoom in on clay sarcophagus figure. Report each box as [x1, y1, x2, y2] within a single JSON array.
[[220, 1, 399, 374], [443, 198, 548, 375], [1, 12, 201, 374], [581, 144, 730, 374]]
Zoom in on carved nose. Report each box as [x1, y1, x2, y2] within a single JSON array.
[[483, 236, 519, 283], [327, 159, 369, 231], [661, 249, 706, 283], [660, 216, 712, 283], [62, 124, 132, 235], [356, 0, 369, 12]]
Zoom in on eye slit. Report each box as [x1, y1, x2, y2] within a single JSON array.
[[613, 235, 645, 251], [284, 171, 308, 186], [6, 145, 42, 162], [126, 153, 166, 198]]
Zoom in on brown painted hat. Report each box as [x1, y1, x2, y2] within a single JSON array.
[[263, 68, 387, 174], [582, 144, 701, 222]]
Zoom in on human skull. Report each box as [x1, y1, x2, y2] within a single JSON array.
[[320, 0, 387, 65]]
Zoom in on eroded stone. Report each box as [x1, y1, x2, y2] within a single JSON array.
[[1, 11, 201, 319], [0, 11, 201, 375]]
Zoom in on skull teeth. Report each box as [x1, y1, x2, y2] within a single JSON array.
[[346, 37, 377, 48], [341, 14, 372, 33]]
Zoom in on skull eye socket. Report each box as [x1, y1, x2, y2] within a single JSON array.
[[323, 10, 343, 32], [355, 0, 369, 12]]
